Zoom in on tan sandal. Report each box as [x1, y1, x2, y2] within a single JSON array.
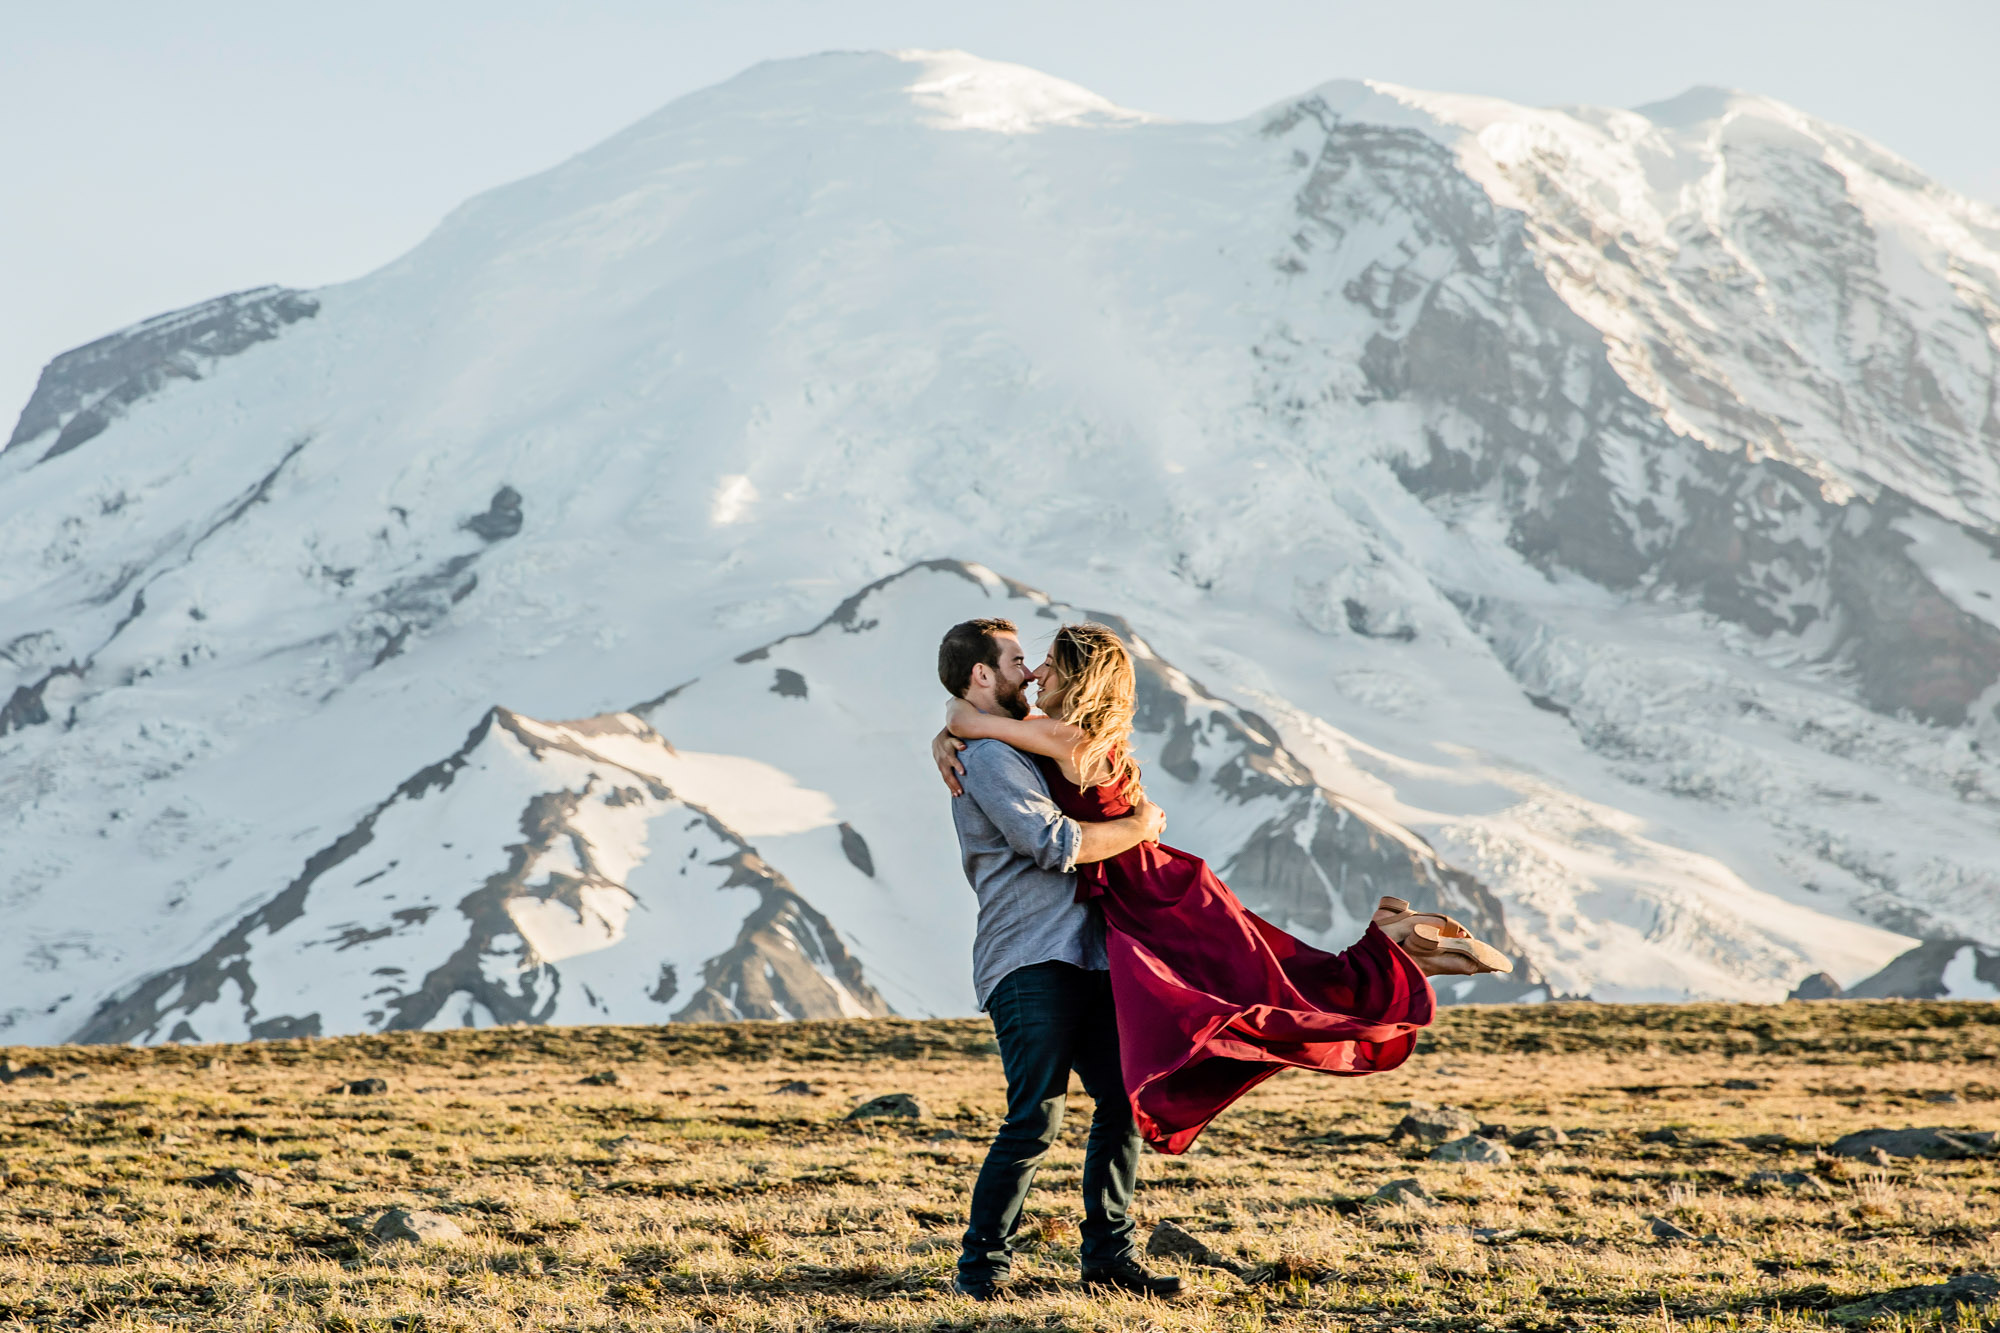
[[1371, 896, 1474, 947], [1405, 921, 1514, 975]]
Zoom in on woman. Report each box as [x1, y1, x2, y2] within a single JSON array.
[[937, 622, 1511, 1155]]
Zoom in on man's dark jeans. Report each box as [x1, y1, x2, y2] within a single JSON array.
[[959, 960, 1141, 1284]]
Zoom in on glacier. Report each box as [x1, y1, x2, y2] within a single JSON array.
[[4, 50, 1998, 1043]]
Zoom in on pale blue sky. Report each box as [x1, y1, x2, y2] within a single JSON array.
[[5, 1, 1996, 426]]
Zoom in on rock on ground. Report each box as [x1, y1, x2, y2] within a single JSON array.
[[1370, 1178, 1437, 1208], [1393, 1106, 1480, 1144], [331, 1077, 388, 1095], [847, 1093, 926, 1121], [1508, 1126, 1568, 1149], [189, 1167, 273, 1193], [1431, 1134, 1511, 1165], [370, 1209, 464, 1244], [1830, 1127, 1995, 1160]]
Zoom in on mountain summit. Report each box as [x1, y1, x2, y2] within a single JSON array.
[[5, 51, 1997, 1043]]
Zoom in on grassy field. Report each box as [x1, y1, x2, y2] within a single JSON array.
[[2, 1001, 1997, 1331]]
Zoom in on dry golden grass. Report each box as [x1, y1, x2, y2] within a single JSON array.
[[3, 1001, 1998, 1331]]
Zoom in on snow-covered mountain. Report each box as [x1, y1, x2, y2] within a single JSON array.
[[5, 50, 1998, 1043]]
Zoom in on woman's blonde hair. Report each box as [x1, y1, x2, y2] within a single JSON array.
[[1046, 621, 1144, 802]]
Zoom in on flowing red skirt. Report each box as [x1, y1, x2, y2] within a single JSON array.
[[1038, 759, 1435, 1154]]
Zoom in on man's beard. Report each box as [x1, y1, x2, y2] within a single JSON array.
[[993, 677, 1031, 720]]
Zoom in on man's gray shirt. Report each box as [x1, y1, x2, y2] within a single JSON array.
[[951, 738, 1106, 1009]]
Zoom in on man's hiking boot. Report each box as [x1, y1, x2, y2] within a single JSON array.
[[953, 1273, 1004, 1302], [1079, 1257, 1184, 1298]]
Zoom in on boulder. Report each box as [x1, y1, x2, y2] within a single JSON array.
[[1145, 1219, 1248, 1277], [1639, 1128, 1682, 1145], [370, 1209, 464, 1244], [1370, 1178, 1437, 1208], [848, 1093, 926, 1121], [1788, 972, 1845, 1001], [189, 1167, 274, 1193], [1830, 1127, 1995, 1161], [1431, 1134, 1510, 1165], [1392, 1105, 1480, 1145], [1508, 1127, 1568, 1150], [331, 1077, 388, 1096], [1830, 1272, 1999, 1326]]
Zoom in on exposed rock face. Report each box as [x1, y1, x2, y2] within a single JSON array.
[[1846, 939, 2000, 999], [1788, 972, 1845, 1001], [463, 487, 523, 542], [8, 286, 318, 462], [1240, 85, 2000, 959], [1271, 105, 2000, 729], [71, 706, 887, 1044], [1112, 612, 1519, 958], [670, 861, 883, 1022]]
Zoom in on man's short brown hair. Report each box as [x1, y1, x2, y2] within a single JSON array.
[[938, 618, 1018, 698]]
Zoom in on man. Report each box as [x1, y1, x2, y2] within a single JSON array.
[[932, 616, 1183, 1302]]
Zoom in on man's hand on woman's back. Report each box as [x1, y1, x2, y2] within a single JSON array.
[[933, 728, 968, 796]]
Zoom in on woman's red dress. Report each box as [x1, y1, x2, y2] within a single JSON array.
[[1037, 757, 1435, 1155]]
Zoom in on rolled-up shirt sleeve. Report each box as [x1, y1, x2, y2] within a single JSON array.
[[958, 742, 1082, 874]]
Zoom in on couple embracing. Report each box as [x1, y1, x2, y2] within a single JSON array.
[[931, 616, 1511, 1301]]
